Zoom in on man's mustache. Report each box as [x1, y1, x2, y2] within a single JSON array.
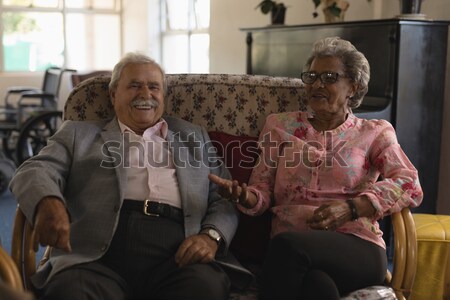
[[129, 98, 159, 109]]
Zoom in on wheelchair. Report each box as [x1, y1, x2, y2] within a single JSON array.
[[0, 67, 74, 167]]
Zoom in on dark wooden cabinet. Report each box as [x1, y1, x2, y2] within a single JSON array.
[[242, 19, 450, 214]]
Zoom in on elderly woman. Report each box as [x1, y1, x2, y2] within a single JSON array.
[[209, 36, 423, 299]]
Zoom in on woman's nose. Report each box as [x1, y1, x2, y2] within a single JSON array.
[[311, 78, 324, 89]]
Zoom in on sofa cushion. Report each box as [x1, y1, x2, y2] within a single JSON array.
[[208, 131, 259, 184]]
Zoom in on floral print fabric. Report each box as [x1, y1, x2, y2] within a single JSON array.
[[240, 111, 423, 249], [64, 74, 306, 137]]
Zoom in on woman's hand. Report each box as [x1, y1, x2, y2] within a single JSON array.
[[208, 174, 257, 208], [307, 202, 352, 231], [307, 196, 376, 231]]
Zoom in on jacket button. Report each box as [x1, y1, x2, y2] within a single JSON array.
[[101, 244, 108, 251], [113, 205, 119, 212]]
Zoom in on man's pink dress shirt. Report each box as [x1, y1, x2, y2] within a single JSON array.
[[119, 119, 182, 208]]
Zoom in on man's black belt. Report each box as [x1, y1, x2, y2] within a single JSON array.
[[122, 199, 183, 223]]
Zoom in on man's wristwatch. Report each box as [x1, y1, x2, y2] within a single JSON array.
[[201, 228, 222, 245]]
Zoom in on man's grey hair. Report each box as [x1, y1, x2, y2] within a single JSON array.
[[303, 36, 370, 109], [109, 52, 167, 95]]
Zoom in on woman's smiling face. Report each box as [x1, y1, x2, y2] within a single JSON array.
[[304, 56, 357, 118]]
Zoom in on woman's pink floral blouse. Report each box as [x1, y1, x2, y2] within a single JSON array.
[[238, 111, 423, 249]]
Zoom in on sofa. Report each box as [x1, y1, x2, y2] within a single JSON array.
[[12, 73, 414, 300]]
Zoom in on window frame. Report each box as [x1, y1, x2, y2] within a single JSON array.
[[0, 0, 122, 72], [159, 0, 210, 73]]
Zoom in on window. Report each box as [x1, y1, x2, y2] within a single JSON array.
[[0, 0, 121, 72], [160, 0, 210, 73]]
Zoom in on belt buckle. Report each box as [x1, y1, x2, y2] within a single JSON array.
[[143, 199, 160, 217]]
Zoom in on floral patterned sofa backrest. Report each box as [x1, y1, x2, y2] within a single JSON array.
[[64, 74, 306, 137]]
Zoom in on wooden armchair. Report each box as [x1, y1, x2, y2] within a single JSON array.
[[0, 243, 23, 290], [0, 243, 37, 300], [11, 74, 419, 300]]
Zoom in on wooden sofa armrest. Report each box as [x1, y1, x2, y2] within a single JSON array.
[[390, 207, 417, 300], [11, 206, 51, 291], [0, 244, 23, 290]]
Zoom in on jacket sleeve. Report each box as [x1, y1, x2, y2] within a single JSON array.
[[9, 121, 75, 223]]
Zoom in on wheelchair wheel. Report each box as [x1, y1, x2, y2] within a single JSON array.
[[16, 111, 63, 165], [1, 130, 20, 162]]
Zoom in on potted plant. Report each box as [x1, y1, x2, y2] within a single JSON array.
[[312, 0, 371, 22], [256, 0, 287, 25]]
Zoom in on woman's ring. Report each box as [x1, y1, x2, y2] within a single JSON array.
[[324, 226, 328, 230], [230, 197, 240, 204]]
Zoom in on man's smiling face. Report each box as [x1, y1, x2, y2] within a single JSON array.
[[110, 63, 165, 135]]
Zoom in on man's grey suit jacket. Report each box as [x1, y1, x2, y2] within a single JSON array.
[[10, 116, 249, 289]]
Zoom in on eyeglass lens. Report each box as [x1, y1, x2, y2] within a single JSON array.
[[301, 72, 339, 84]]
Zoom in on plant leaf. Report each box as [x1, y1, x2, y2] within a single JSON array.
[[312, 0, 321, 9], [328, 3, 342, 17], [256, 0, 274, 14]]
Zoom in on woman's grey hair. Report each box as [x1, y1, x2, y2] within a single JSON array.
[[109, 52, 167, 95], [303, 36, 370, 109]]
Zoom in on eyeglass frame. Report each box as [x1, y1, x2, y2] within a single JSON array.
[[300, 71, 350, 85]]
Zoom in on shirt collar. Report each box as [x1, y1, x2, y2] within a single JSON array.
[[118, 118, 168, 139]]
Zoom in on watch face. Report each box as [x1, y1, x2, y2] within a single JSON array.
[[208, 229, 221, 241]]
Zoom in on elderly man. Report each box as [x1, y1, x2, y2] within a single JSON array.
[[10, 52, 243, 300]]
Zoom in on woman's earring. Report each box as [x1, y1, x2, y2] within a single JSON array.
[[306, 105, 315, 118]]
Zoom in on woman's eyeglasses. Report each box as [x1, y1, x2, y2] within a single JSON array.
[[300, 71, 348, 85]]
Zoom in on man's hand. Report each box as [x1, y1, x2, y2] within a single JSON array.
[[174, 234, 218, 267], [33, 196, 71, 253]]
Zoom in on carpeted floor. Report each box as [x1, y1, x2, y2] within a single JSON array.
[[0, 189, 18, 255]]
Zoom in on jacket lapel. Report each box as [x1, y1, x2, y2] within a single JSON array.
[[100, 118, 128, 201], [166, 130, 190, 211]]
